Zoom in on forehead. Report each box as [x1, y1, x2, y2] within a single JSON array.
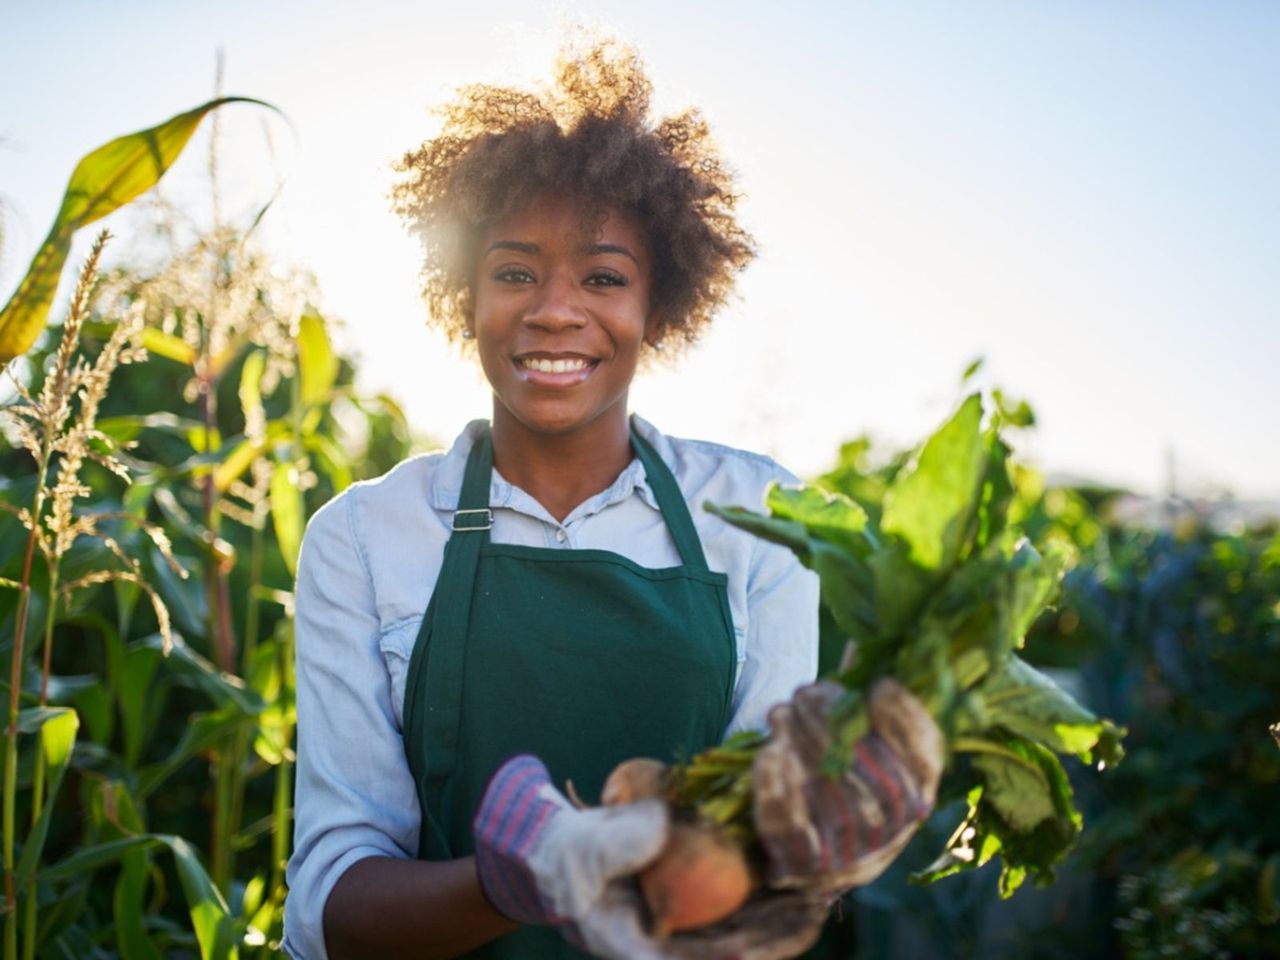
[[481, 193, 648, 256]]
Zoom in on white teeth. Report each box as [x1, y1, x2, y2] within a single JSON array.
[[523, 357, 588, 373]]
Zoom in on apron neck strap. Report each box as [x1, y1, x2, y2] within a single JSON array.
[[629, 419, 712, 573], [455, 420, 712, 573], [455, 425, 496, 538]]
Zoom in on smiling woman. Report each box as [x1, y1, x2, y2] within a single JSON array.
[[472, 196, 654, 519], [283, 36, 940, 960]]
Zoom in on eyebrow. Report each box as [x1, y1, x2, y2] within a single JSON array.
[[485, 241, 539, 256], [483, 240, 639, 265], [586, 243, 639, 265]]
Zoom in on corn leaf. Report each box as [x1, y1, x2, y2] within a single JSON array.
[[271, 461, 305, 575], [137, 705, 254, 799], [140, 327, 198, 365], [114, 847, 164, 960], [120, 643, 163, 767], [0, 96, 277, 362], [239, 349, 266, 422], [15, 708, 80, 883], [297, 311, 338, 410], [42, 833, 239, 960], [305, 432, 353, 492]]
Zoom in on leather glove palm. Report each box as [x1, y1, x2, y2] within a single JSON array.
[[753, 677, 945, 892]]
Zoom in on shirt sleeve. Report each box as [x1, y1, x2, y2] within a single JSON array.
[[283, 489, 421, 960], [724, 500, 820, 736]]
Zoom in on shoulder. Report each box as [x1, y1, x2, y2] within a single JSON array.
[[302, 419, 487, 541], [298, 433, 469, 589], [633, 415, 800, 513]]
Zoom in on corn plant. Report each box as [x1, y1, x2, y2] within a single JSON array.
[[0, 93, 413, 957]]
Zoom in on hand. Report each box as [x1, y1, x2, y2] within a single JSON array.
[[472, 755, 675, 960], [474, 756, 829, 960], [752, 677, 944, 892]]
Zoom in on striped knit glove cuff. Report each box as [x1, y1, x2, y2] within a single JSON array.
[[472, 755, 566, 925]]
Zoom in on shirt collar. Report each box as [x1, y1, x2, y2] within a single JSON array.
[[427, 416, 665, 517]]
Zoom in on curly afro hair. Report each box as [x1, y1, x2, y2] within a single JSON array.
[[390, 39, 756, 353]]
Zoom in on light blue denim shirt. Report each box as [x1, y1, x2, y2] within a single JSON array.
[[283, 416, 819, 959]]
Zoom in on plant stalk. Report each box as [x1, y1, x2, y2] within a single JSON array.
[[3, 448, 50, 960], [266, 620, 293, 957], [20, 574, 59, 960], [224, 519, 265, 898]]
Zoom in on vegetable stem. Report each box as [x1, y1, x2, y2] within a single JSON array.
[[952, 736, 1041, 774]]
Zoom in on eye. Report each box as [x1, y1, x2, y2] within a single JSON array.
[[493, 264, 535, 284], [585, 269, 627, 287]]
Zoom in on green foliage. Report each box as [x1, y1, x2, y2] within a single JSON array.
[[703, 395, 1126, 900], [1038, 517, 1280, 958], [1, 142, 417, 957], [0, 98, 277, 362]]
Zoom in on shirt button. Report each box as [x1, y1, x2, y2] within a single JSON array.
[[555, 529, 567, 543]]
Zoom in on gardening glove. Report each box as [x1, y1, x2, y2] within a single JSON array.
[[472, 754, 675, 960], [753, 677, 944, 892]]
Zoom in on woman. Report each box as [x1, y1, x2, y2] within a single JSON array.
[[284, 41, 941, 960]]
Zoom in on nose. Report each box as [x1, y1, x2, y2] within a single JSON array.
[[522, 271, 587, 333]]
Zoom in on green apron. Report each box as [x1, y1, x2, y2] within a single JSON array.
[[402, 420, 738, 959]]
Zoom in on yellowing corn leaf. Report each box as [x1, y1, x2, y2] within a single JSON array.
[[297, 311, 338, 409], [0, 96, 278, 362]]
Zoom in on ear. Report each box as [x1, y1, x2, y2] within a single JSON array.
[[643, 310, 666, 350]]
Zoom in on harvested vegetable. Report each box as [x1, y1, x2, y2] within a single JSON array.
[[596, 758, 756, 935], [637, 822, 756, 936], [601, 757, 669, 806], [659, 393, 1125, 917]]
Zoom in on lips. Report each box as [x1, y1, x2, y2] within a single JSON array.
[[513, 352, 599, 384]]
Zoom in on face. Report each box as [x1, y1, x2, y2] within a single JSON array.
[[470, 193, 655, 441]]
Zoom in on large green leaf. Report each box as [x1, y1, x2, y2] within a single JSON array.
[[114, 847, 163, 960], [271, 461, 305, 575], [981, 657, 1127, 765], [138, 705, 253, 799], [212, 420, 291, 493], [136, 633, 260, 715], [297, 311, 338, 410], [84, 320, 196, 365], [239, 349, 266, 423], [249, 634, 296, 766], [764, 483, 869, 557], [881, 393, 986, 573], [305, 432, 353, 493], [14, 708, 80, 883], [0, 96, 277, 361], [705, 502, 811, 555], [43, 834, 238, 960], [120, 643, 162, 766]]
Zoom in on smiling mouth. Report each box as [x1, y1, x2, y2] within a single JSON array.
[[515, 354, 598, 376]]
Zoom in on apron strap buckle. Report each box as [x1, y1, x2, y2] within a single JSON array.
[[452, 508, 493, 532]]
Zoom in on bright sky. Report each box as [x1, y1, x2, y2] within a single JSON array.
[[3, 0, 1278, 499]]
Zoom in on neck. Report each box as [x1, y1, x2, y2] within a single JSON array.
[[489, 403, 634, 523]]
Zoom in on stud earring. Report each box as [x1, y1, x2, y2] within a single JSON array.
[[461, 328, 474, 340]]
